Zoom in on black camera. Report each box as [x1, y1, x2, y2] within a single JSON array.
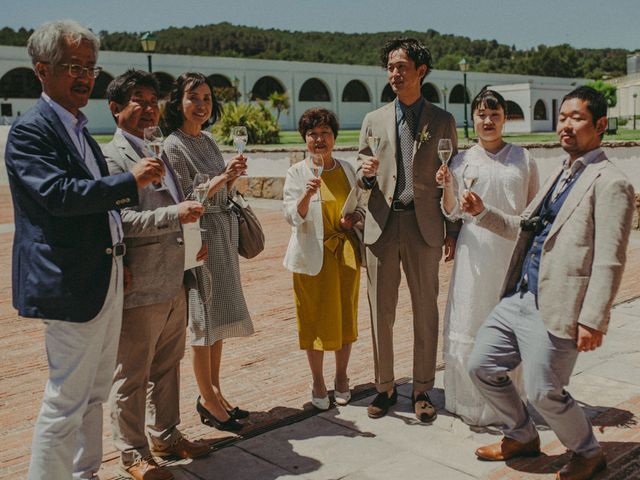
[[520, 216, 546, 235]]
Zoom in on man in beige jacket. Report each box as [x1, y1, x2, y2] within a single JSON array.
[[357, 38, 459, 421], [462, 86, 634, 480]]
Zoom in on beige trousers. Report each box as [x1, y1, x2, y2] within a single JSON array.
[[366, 210, 442, 393], [109, 289, 187, 466]]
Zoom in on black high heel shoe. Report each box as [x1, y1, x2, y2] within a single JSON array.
[[227, 406, 250, 420], [196, 396, 243, 432]]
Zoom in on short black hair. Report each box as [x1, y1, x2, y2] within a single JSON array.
[[471, 89, 507, 114], [380, 38, 433, 83], [161, 72, 221, 134], [298, 108, 339, 140], [561, 86, 607, 127], [106, 69, 159, 106]]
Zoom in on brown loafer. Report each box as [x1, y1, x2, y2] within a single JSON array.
[[475, 436, 541, 461], [413, 392, 437, 423], [367, 387, 398, 419], [122, 458, 173, 480], [151, 436, 211, 459], [556, 450, 606, 480]]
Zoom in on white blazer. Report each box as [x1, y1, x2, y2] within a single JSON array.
[[283, 159, 361, 276]]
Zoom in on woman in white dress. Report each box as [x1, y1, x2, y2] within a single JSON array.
[[436, 89, 539, 426]]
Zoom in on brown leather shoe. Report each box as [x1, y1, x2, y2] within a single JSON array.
[[556, 451, 606, 480], [413, 392, 437, 423], [122, 458, 173, 480], [367, 387, 398, 419], [475, 436, 541, 461], [151, 437, 211, 459]]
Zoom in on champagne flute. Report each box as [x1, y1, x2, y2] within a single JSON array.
[[143, 126, 168, 191], [192, 173, 210, 232], [367, 135, 380, 156], [308, 153, 324, 202], [437, 138, 453, 189], [462, 164, 479, 192], [232, 126, 248, 154]]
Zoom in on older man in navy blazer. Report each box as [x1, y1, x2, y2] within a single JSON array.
[[5, 20, 164, 480]]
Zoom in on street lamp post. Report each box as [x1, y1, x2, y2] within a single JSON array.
[[459, 58, 470, 140], [442, 86, 448, 112], [140, 32, 157, 73], [634, 93, 638, 131]]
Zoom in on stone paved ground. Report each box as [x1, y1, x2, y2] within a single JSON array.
[[1, 190, 639, 479]]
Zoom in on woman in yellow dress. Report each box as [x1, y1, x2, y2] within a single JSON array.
[[283, 108, 364, 410]]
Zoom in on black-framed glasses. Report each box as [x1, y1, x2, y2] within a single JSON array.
[[42, 62, 103, 79]]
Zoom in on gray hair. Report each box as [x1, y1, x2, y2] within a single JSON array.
[[27, 19, 100, 66]]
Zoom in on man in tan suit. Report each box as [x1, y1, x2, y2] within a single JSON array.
[[463, 86, 634, 480], [357, 38, 459, 421]]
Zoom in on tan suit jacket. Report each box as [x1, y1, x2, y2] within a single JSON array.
[[357, 99, 460, 246], [477, 150, 635, 340]]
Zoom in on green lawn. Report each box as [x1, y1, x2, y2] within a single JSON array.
[[93, 128, 640, 147]]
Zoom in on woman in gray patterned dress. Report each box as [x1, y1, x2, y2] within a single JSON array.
[[163, 73, 253, 431]]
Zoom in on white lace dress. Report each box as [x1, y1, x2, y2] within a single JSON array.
[[443, 143, 539, 426]]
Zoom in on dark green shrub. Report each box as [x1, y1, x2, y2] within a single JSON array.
[[213, 102, 280, 145]]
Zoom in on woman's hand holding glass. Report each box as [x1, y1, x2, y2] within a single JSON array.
[[224, 154, 248, 180]]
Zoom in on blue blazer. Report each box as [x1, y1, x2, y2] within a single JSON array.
[[5, 98, 139, 322]]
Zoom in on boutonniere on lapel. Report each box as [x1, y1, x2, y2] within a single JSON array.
[[417, 125, 431, 149]]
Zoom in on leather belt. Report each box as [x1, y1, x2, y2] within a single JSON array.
[[105, 242, 126, 257], [391, 200, 415, 211]]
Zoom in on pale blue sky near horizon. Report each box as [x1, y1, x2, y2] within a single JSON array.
[[1, 0, 638, 51]]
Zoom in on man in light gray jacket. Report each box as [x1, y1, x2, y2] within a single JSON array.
[[103, 70, 209, 480], [461, 86, 634, 480]]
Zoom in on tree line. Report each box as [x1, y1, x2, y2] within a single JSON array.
[[0, 23, 630, 79]]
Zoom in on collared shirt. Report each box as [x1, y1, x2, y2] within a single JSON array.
[[395, 97, 425, 142], [550, 147, 602, 202], [118, 128, 181, 203], [41, 93, 124, 245]]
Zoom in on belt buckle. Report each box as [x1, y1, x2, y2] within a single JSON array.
[[106, 242, 126, 257]]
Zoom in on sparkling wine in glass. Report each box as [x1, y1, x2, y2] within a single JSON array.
[[143, 126, 168, 191], [367, 135, 380, 156], [232, 126, 248, 154], [437, 138, 453, 189], [309, 153, 324, 178], [463, 164, 479, 192], [192, 173, 209, 231]]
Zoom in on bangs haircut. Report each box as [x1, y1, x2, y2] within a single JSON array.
[[161, 72, 221, 134], [471, 89, 507, 114], [298, 108, 339, 141]]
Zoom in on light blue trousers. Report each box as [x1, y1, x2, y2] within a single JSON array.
[[467, 291, 601, 458], [28, 258, 123, 480]]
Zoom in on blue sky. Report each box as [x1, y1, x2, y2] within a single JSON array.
[[2, 0, 638, 50]]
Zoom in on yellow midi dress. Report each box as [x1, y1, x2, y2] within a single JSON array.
[[293, 164, 361, 351]]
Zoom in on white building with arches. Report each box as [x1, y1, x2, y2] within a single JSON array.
[[0, 45, 585, 134]]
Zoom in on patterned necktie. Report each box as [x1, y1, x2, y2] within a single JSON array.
[[397, 107, 416, 205]]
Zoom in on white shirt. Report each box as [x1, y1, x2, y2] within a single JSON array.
[[118, 128, 181, 204], [42, 93, 124, 245]]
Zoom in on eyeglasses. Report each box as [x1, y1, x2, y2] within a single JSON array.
[[42, 62, 103, 79]]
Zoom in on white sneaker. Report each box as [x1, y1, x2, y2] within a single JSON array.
[[311, 387, 331, 410], [334, 379, 351, 406]]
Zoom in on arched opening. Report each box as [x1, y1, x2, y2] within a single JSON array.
[[207, 74, 232, 88], [449, 84, 471, 104], [506, 100, 525, 121], [90, 71, 114, 99], [533, 99, 547, 120], [251, 76, 285, 101], [152, 72, 175, 99], [299, 78, 331, 102], [421, 83, 440, 103], [342, 80, 370, 102], [381, 84, 395, 103], [0, 67, 41, 98]]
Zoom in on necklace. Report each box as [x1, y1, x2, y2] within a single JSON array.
[[324, 158, 338, 171]]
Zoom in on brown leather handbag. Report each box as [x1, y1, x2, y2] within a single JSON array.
[[228, 194, 265, 259]]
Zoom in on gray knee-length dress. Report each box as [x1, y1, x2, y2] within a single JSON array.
[[164, 129, 254, 346]]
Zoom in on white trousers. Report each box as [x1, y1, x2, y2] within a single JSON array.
[[28, 258, 123, 480]]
